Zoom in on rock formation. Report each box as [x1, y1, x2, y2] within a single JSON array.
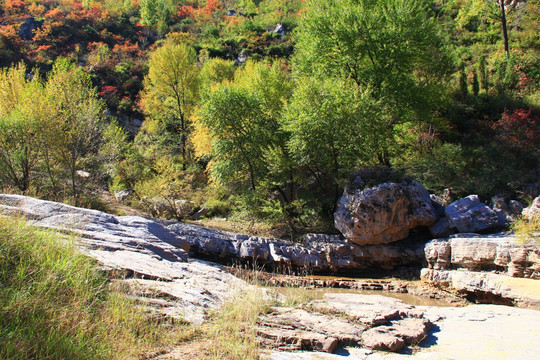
[[167, 222, 425, 272], [334, 179, 437, 245], [258, 294, 431, 353], [444, 195, 500, 233], [424, 233, 540, 278], [0, 194, 244, 324]]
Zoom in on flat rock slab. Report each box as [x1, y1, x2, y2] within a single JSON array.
[[261, 295, 430, 354], [263, 304, 540, 359], [312, 294, 424, 326], [0, 194, 246, 324], [259, 307, 365, 352]]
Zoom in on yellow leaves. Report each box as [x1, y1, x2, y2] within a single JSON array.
[[192, 114, 213, 159], [0, 63, 27, 117]]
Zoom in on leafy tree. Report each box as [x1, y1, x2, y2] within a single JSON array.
[[0, 64, 45, 193], [197, 61, 294, 197], [43, 59, 107, 206], [295, 0, 448, 115], [141, 41, 199, 169], [198, 58, 237, 96], [140, 0, 174, 36], [294, 0, 450, 165], [285, 77, 382, 212]]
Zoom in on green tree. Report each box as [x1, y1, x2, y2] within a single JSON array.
[[141, 42, 199, 169], [294, 0, 450, 164], [43, 59, 107, 206], [197, 61, 294, 200], [0, 64, 45, 193], [285, 77, 382, 212]]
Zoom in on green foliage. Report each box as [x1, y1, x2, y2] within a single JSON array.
[[285, 77, 382, 182], [141, 41, 199, 168], [295, 0, 450, 123], [0, 60, 109, 206]]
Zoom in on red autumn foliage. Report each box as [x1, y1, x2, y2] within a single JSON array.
[[493, 108, 540, 151]]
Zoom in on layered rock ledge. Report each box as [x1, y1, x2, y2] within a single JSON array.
[[422, 233, 540, 308]]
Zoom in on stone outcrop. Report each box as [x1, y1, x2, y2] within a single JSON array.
[[263, 304, 540, 360], [424, 233, 540, 278], [334, 180, 437, 245], [259, 294, 431, 354], [167, 222, 425, 272], [421, 269, 540, 308], [0, 194, 245, 324]]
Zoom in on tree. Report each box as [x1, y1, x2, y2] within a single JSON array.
[[197, 61, 294, 196], [141, 42, 199, 169], [294, 0, 449, 164], [457, 0, 519, 58], [43, 59, 106, 206], [0, 64, 44, 193], [295, 0, 448, 118], [285, 77, 383, 212]]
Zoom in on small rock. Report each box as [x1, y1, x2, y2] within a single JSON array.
[[508, 200, 524, 215], [115, 189, 133, 204]]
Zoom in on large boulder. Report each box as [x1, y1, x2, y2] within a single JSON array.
[[445, 195, 499, 233], [334, 179, 437, 245]]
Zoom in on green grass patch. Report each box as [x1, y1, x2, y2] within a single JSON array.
[[0, 216, 181, 359]]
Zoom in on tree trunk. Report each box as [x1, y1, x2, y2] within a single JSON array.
[[499, 0, 510, 58]]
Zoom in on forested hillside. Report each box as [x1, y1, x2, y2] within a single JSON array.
[[0, 0, 538, 236]]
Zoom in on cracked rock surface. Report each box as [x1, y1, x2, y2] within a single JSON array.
[[258, 294, 431, 354]]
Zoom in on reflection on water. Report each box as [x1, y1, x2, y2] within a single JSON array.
[[273, 285, 459, 307]]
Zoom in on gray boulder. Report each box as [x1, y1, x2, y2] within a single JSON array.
[[445, 195, 499, 233], [509, 200, 525, 215], [334, 180, 437, 245]]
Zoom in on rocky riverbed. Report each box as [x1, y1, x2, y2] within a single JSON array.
[[1, 194, 539, 359]]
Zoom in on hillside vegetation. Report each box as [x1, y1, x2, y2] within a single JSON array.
[[0, 0, 538, 236]]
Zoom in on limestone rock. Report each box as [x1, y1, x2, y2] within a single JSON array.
[[509, 200, 524, 215], [115, 189, 134, 204], [421, 269, 540, 309], [167, 222, 425, 272], [0, 194, 247, 324], [361, 317, 430, 352], [429, 217, 452, 238], [334, 180, 437, 245], [258, 308, 364, 352], [312, 293, 424, 326], [522, 196, 540, 220], [260, 294, 430, 354], [445, 195, 500, 233], [424, 233, 540, 278]]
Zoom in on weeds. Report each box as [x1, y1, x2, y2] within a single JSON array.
[[512, 216, 540, 244]]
